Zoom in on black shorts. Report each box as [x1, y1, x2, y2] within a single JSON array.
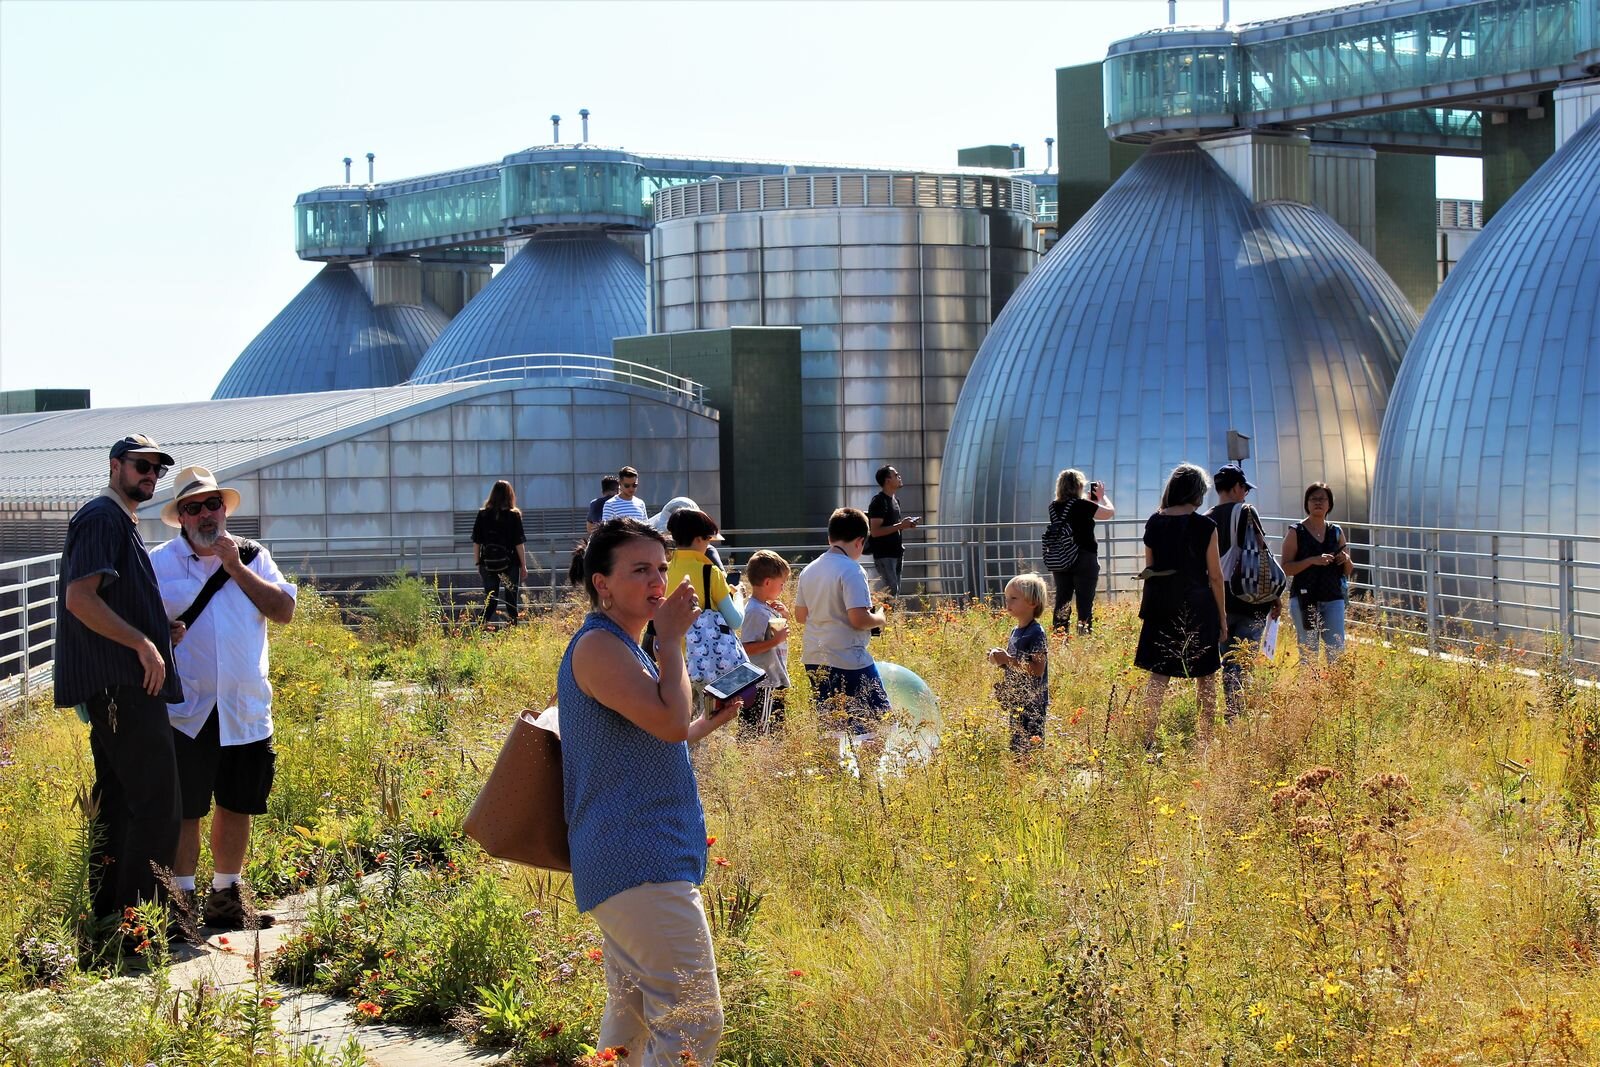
[[172, 708, 276, 819]]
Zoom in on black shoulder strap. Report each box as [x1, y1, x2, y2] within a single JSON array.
[[177, 540, 261, 627], [702, 562, 714, 606]]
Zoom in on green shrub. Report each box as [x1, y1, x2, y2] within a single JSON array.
[[362, 571, 440, 647]]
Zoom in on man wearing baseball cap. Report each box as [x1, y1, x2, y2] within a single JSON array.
[[150, 467, 296, 931], [56, 435, 185, 953], [1208, 462, 1281, 721]]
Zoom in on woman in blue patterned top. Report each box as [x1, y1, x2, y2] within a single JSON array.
[[559, 518, 742, 1065]]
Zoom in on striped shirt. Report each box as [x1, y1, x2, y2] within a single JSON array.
[[54, 492, 182, 707], [601, 495, 648, 523]]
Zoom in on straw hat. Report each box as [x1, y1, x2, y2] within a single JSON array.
[[160, 466, 241, 528]]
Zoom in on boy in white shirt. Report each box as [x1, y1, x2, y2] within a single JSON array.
[[738, 550, 792, 735], [795, 508, 890, 740]]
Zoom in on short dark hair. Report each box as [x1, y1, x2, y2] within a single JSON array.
[[601, 476, 620, 493], [581, 519, 670, 606], [1160, 463, 1209, 509], [875, 465, 898, 487], [618, 466, 639, 481], [828, 507, 870, 543], [1304, 482, 1335, 514], [745, 549, 791, 586], [665, 508, 719, 547]]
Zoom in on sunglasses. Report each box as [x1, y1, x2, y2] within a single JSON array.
[[123, 457, 170, 477], [179, 496, 225, 517]]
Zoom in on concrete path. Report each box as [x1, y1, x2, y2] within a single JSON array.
[[165, 885, 502, 1065]]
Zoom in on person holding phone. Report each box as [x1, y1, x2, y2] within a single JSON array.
[[1280, 481, 1354, 662], [866, 465, 920, 599], [558, 518, 742, 1065], [1047, 469, 1115, 636]]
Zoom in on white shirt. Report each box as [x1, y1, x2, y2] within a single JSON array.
[[601, 495, 649, 523], [150, 537, 297, 744], [795, 547, 874, 670]]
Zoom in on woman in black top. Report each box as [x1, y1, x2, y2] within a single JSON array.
[[1279, 481, 1353, 662], [1047, 468, 1116, 634], [1134, 463, 1227, 751], [472, 480, 527, 626]]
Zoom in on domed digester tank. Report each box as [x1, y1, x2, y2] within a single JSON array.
[[1371, 111, 1599, 652], [408, 233, 645, 380], [940, 141, 1415, 575], [213, 264, 449, 399]]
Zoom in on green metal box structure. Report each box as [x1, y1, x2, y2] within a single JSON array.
[[614, 327, 805, 533], [1, 389, 90, 415]]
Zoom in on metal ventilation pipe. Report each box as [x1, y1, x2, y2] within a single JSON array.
[[1045, 137, 1055, 171], [551, 114, 561, 143], [580, 108, 590, 142], [343, 157, 352, 183], [1222, 0, 1231, 23], [1169, 0, 1177, 24], [1010, 142, 1022, 169], [366, 153, 375, 183]]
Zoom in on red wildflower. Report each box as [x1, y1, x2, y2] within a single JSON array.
[[357, 1001, 382, 1018], [713, 856, 731, 868], [587, 947, 604, 961], [705, 835, 717, 846], [261, 996, 279, 1008], [539, 1022, 562, 1038], [597, 1050, 617, 1063], [375, 851, 389, 863], [421, 788, 434, 798], [788, 968, 805, 977]]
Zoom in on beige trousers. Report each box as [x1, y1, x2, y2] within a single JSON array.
[[589, 880, 724, 1066]]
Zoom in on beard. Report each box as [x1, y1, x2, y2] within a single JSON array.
[[123, 478, 154, 502], [186, 524, 222, 548]]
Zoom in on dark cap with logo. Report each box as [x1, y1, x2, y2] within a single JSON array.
[[1213, 462, 1255, 491], [110, 434, 175, 467]]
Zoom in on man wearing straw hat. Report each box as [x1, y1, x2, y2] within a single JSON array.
[[150, 466, 296, 930], [58, 434, 184, 944]]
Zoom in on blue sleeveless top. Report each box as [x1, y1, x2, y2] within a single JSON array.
[[558, 611, 708, 912]]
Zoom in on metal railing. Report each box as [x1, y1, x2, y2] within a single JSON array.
[[5, 517, 1596, 706], [407, 353, 708, 405]]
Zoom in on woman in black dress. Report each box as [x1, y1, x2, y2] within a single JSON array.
[[1047, 468, 1116, 635], [472, 480, 527, 626], [1134, 463, 1228, 751]]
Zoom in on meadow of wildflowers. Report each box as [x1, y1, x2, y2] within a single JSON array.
[[1, 580, 1598, 1065]]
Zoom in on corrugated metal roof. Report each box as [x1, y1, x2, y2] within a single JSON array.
[[408, 234, 645, 379], [213, 264, 450, 399], [0, 382, 474, 508]]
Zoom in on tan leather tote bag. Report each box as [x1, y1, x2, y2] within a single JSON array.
[[464, 710, 571, 872]]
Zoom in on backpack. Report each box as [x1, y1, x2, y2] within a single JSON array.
[[479, 542, 513, 575], [1220, 504, 1288, 606], [684, 563, 749, 684], [1041, 503, 1080, 572]]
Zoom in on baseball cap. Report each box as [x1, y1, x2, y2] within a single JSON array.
[[110, 434, 175, 467], [1214, 462, 1255, 491]]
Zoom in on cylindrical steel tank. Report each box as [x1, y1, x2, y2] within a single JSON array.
[[408, 233, 646, 381], [941, 141, 1415, 558], [1372, 110, 1599, 651], [649, 172, 1037, 523]]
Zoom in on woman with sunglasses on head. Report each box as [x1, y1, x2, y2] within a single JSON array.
[[1280, 481, 1354, 662], [558, 518, 743, 1065]]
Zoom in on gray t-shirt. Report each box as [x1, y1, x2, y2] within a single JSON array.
[[795, 548, 874, 670], [739, 599, 790, 688]]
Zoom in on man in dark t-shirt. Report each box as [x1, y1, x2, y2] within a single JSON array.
[[57, 434, 186, 942], [1208, 462, 1281, 722], [866, 465, 919, 598], [585, 475, 620, 535]]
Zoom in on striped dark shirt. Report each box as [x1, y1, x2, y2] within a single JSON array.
[[53, 494, 182, 707]]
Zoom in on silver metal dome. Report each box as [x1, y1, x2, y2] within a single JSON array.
[[408, 234, 645, 381], [942, 141, 1416, 539], [1372, 111, 1599, 646], [213, 264, 449, 399]]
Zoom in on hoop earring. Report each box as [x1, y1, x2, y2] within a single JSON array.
[[601, 596, 613, 611]]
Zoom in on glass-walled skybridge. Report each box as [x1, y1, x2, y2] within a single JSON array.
[[1104, 0, 1600, 146], [295, 146, 1036, 262]]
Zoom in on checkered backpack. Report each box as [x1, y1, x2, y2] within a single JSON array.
[[1221, 504, 1288, 606]]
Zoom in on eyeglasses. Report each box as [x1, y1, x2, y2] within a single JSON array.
[[124, 457, 170, 478], [179, 496, 225, 517]]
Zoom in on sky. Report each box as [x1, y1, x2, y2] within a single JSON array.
[[0, 0, 1484, 409]]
